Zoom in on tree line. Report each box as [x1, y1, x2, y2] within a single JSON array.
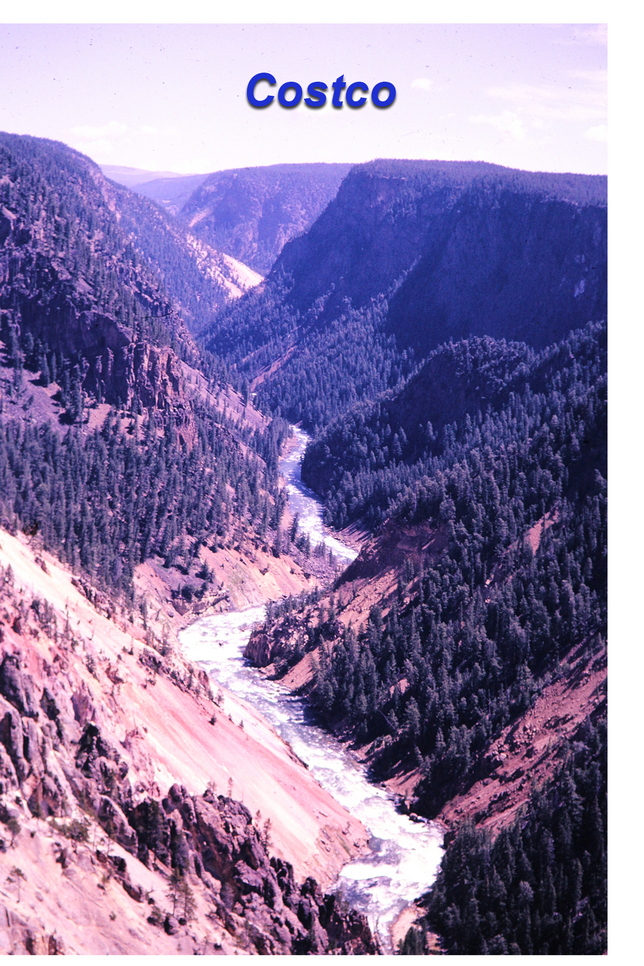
[[256, 324, 606, 954], [401, 714, 606, 955], [0, 404, 288, 598]]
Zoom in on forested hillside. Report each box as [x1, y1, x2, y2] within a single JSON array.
[[253, 323, 606, 792], [180, 162, 353, 275], [419, 716, 606, 954], [0, 133, 291, 604], [0, 133, 607, 956], [316, 324, 605, 800], [0, 407, 289, 598], [303, 324, 605, 529], [248, 323, 607, 954], [203, 160, 606, 434]]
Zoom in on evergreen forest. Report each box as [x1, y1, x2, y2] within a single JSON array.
[[403, 717, 606, 954], [0, 133, 607, 955]]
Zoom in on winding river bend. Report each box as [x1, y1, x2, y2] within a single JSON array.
[[180, 427, 444, 951]]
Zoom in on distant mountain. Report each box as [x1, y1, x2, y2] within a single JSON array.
[[103, 163, 352, 270], [100, 163, 206, 189], [180, 162, 353, 275], [133, 173, 211, 215], [206, 159, 607, 432], [0, 134, 260, 410], [276, 159, 607, 354], [101, 165, 210, 216]]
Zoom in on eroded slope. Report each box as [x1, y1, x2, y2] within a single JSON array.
[[0, 528, 374, 954]]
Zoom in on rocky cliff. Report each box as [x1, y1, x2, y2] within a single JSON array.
[[180, 162, 353, 275], [0, 132, 261, 415], [276, 159, 607, 353], [0, 528, 374, 954]]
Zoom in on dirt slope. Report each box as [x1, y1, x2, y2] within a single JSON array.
[[435, 637, 606, 836], [0, 528, 371, 953], [249, 515, 607, 842]]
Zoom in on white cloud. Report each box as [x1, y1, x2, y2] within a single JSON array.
[[585, 124, 608, 142], [568, 69, 608, 86], [571, 24, 607, 47], [411, 77, 432, 91], [487, 82, 552, 103], [70, 121, 128, 139], [72, 138, 115, 160], [140, 125, 178, 137], [483, 75, 605, 126], [68, 121, 130, 163], [470, 110, 526, 141]]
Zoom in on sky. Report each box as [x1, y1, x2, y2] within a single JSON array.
[[0, 19, 607, 176]]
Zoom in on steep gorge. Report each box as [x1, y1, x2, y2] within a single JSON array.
[[0, 132, 607, 955], [0, 528, 376, 954]]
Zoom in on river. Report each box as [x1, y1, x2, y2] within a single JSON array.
[[180, 426, 444, 952]]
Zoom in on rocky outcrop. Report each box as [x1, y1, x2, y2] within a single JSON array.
[[0, 642, 377, 954], [2, 290, 184, 412], [0, 535, 375, 955], [128, 782, 379, 955], [0, 654, 39, 718], [243, 627, 276, 667]]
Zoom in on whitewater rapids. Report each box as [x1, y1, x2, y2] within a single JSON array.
[[180, 427, 444, 951]]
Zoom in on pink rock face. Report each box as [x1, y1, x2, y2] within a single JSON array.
[[0, 527, 372, 954]]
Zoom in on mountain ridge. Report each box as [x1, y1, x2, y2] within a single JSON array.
[[202, 158, 606, 433], [0, 132, 607, 955], [179, 162, 354, 275], [0, 132, 263, 416]]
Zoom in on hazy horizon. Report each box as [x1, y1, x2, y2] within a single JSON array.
[[0, 23, 606, 177]]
